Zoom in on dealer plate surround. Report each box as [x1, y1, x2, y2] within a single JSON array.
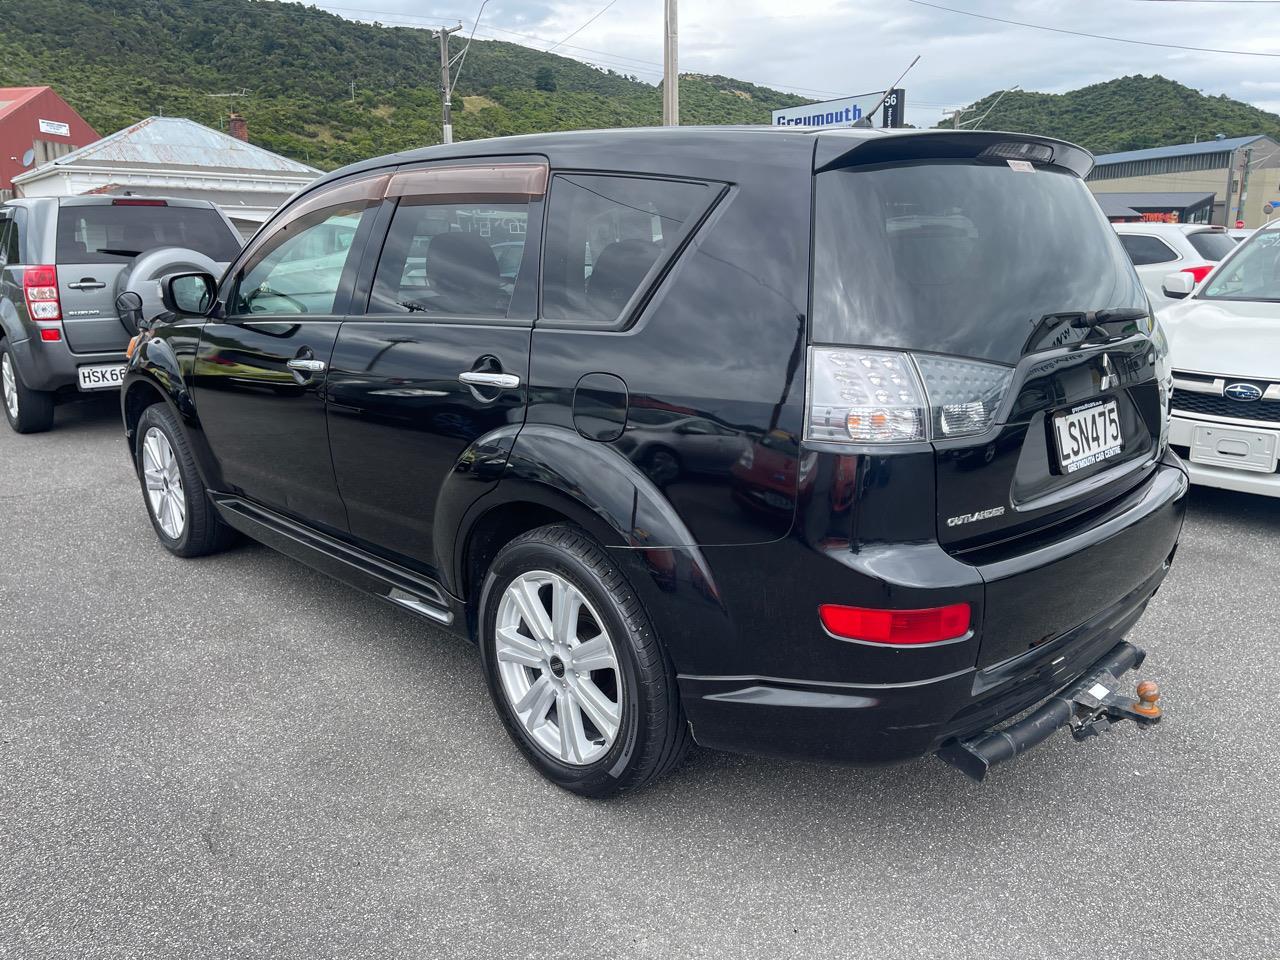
[[1053, 398, 1122, 474]]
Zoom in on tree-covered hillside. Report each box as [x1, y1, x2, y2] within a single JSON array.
[[0, 0, 809, 169], [941, 75, 1280, 154]]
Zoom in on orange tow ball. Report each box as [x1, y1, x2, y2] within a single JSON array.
[[1133, 680, 1162, 719]]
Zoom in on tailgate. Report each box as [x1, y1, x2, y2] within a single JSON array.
[[58, 261, 129, 353]]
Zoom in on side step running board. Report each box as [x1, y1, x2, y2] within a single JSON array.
[[937, 641, 1162, 782]]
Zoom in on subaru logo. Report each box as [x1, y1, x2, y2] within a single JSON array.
[[1225, 382, 1264, 402]]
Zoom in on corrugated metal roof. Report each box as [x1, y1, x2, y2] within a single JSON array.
[[1093, 135, 1268, 166], [1093, 191, 1217, 210], [38, 116, 319, 176]]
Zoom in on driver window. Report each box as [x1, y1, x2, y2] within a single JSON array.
[[231, 202, 369, 316]]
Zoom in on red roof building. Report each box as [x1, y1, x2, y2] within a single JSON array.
[[0, 87, 98, 199]]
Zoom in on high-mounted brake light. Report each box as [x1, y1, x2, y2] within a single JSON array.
[[979, 141, 1055, 165], [112, 198, 167, 206], [819, 603, 972, 645], [1181, 264, 1214, 283], [24, 265, 62, 323]]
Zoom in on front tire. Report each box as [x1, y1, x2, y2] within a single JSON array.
[[478, 524, 690, 798], [135, 404, 233, 558], [0, 340, 55, 434]]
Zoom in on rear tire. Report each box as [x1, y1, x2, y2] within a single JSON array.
[[0, 340, 55, 434], [478, 523, 690, 798], [135, 404, 233, 558]]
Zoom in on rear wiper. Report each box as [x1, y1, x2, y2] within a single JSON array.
[[98, 248, 142, 257], [397, 300, 430, 313], [1069, 307, 1150, 332]]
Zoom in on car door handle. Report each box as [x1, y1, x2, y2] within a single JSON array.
[[287, 358, 327, 373], [68, 279, 106, 290], [458, 371, 520, 389]]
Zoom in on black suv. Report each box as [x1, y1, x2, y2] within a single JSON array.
[[122, 128, 1187, 796], [0, 196, 240, 433]]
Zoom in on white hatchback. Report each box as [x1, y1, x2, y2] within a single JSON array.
[[1159, 222, 1280, 497], [1113, 222, 1237, 306]]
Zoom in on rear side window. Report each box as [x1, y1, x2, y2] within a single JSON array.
[[369, 199, 531, 318], [0, 218, 16, 266], [1119, 234, 1178, 266], [541, 174, 709, 324], [56, 204, 241, 264], [1187, 231, 1237, 262]]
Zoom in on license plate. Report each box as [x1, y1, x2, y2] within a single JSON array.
[[1190, 423, 1279, 474], [1052, 399, 1122, 473], [77, 363, 126, 391]]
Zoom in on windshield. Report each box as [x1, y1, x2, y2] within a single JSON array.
[[1201, 229, 1280, 302], [1187, 231, 1236, 261], [811, 161, 1147, 364], [57, 204, 241, 264]]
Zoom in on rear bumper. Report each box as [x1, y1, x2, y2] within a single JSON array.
[[1170, 413, 1280, 497], [8, 336, 126, 392], [680, 458, 1187, 766]]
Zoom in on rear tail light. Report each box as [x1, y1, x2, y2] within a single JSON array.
[[806, 347, 1014, 443], [39, 328, 62, 342], [1181, 264, 1213, 283], [819, 603, 972, 645], [23, 265, 62, 323]]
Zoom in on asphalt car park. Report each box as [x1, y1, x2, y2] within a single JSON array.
[[2, 398, 1278, 959]]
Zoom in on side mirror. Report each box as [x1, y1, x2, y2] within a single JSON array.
[[1161, 272, 1196, 299], [114, 290, 144, 334], [161, 271, 218, 316]]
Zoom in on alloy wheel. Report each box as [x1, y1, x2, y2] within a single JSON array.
[[1, 353, 18, 422], [141, 426, 187, 540], [495, 570, 623, 766]]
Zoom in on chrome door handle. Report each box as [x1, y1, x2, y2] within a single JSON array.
[[458, 371, 520, 389], [68, 280, 106, 290], [287, 358, 327, 373]]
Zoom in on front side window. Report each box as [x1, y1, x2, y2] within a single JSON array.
[[1201, 229, 1280, 302], [542, 174, 710, 324], [1119, 234, 1178, 266], [231, 203, 369, 316], [369, 199, 530, 317]]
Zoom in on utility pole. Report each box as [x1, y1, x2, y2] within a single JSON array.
[[436, 23, 463, 144], [663, 0, 678, 125], [1235, 146, 1253, 227]]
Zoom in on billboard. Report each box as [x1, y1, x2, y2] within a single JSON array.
[[772, 89, 907, 129]]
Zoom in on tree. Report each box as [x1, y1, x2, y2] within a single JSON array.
[[534, 66, 557, 92]]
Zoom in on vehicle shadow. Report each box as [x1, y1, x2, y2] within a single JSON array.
[[1184, 484, 1280, 532], [49, 393, 123, 433]]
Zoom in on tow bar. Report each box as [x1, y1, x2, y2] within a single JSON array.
[[937, 641, 1162, 782]]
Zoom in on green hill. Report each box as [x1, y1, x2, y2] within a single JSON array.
[[939, 75, 1280, 154], [0, 0, 809, 169]]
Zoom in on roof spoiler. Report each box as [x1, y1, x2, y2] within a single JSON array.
[[814, 130, 1093, 179]]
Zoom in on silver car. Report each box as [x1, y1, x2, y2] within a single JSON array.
[[0, 196, 241, 432]]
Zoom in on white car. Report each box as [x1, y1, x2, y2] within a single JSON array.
[[1158, 221, 1280, 497], [1227, 228, 1256, 243], [1113, 222, 1237, 305]]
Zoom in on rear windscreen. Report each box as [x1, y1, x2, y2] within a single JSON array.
[[57, 205, 241, 264], [811, 161, 1147, 365], [1187, 231, 1236, 261]]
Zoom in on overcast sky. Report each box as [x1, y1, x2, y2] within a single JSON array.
[[291, 0, 1280, 126]]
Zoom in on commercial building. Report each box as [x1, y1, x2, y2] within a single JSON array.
[[12, 115, 321, 237], [1086, 135, 1280, 227], [0, 86, 99, 201]]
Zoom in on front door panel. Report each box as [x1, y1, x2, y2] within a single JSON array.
[[194, 319, 346, 529], [327, 322, 530, 570]]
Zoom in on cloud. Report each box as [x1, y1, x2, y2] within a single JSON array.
[[286, 0, 1280, 125]]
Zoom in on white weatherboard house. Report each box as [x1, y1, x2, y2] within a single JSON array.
[[11, 115, 321, 238]]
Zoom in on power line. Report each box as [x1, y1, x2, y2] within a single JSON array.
[[546, 0, 625, 53], [904, 0, 1280, 56]]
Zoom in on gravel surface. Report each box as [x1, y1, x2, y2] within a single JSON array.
[[2, 398, 1277, 959]]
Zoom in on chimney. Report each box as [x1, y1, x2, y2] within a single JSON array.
[[228, 112, 248, 142]]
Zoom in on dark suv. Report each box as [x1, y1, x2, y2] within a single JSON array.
[[0, 196, 240, 433], [121, 128, 1187, 796]]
